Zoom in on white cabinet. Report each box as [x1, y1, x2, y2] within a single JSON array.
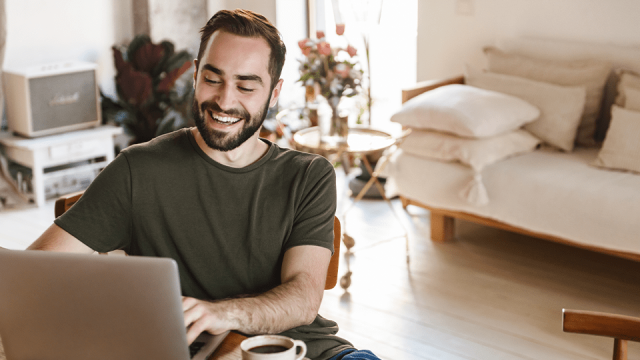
[[0, 126, 123, 207]]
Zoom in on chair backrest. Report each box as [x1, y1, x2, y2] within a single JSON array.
[[563, 309, 640, 360], [55, 192, 341, 290]]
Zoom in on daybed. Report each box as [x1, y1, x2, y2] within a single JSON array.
[[383, 38, 640, 261]]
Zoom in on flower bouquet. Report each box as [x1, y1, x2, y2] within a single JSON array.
[[297, 31, 362, 143]]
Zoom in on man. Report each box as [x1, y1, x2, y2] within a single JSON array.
[[28, 9, 379, 360]]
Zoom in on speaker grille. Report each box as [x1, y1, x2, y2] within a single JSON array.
[[29, 70, 98, 132]]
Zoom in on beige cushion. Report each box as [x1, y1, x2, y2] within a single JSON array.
[[465, 65, 586, 152], [615, 70, 640, 108], [399, 129, 541, 172], [594, 105, 640, 173], [624, 86, 640, 112], [484, 46, 611, 146], [390, 84, 540, 138]]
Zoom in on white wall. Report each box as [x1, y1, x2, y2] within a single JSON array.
[[418, 0, 640, 81], [206, 0, 277, 23], [3, 0, 133, 97]]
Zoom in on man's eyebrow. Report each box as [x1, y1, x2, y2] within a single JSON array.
[[201, 64, 264, 86], [202, 64, 223, 75], [235, 74, 264, 85]]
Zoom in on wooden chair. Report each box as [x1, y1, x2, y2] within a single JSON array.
[[563, 309, 640, 360], [55, 192, 342, 290]]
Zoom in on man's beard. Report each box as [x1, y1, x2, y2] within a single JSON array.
[[192, 94, 271, 152]]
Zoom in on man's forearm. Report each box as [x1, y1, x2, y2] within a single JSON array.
[[183, 272, 323, 340], [219, 272, 320, 334]]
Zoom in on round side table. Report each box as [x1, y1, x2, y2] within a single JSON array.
[[292, 126, 410, 290]]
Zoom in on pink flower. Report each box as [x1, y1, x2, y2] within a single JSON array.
[[347, 45, 357, 57], [298, 39, 310, 50], [336, 24, 345, 35], [316, 30, 325, 39], [302, 47, 311, 56], [317, 42, 332, 56]]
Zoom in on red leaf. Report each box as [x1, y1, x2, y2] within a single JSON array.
[[132, 42, 165, 73], [112, 47, 129, 74], [116, 69, 153, 106], [157, 60, 193, 93]]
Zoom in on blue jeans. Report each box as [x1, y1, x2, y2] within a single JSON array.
[[328, 349, 381, 360]]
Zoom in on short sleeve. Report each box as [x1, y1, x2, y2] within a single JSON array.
[[285, 157, 337, 254], [54, 152, 133, 252]]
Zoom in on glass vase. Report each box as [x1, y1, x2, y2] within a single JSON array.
[[320, 96, 349, 145]]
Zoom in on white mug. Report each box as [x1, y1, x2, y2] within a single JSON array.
[[240, 335, 307, 360]]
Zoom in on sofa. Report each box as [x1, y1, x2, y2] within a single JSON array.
[[382, 37, 640, 261]]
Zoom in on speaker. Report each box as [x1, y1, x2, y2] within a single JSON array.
[[3, 62, 101, 138]]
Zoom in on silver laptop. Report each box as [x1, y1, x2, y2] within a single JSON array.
[[0, 249, 228, 360]]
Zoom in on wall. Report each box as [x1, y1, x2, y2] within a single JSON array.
[[417, 0, 640, 81], [206, 0, 276, 23], [148, 0, 207, 59], [3, 0, 133, 97]]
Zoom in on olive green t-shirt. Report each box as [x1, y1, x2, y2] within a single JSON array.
[[54, 128, 353, 359]]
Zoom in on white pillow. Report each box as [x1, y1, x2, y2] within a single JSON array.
[[484, 46, 611, 146], [390, 84, 540, 138], [624, 86, 640, 112], [594, 105, 640, 174], [465, 65, 587, 152], [399, 128, 541, 171]]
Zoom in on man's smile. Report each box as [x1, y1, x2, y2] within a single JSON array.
[[208, 110, 243, 126]]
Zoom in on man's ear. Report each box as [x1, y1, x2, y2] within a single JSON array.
[[269, 79, 284, 108], [192, 59, 198, 89]]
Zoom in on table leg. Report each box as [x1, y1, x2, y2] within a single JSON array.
[[32, 161, 45, 207], [339, 155, 410, 291]]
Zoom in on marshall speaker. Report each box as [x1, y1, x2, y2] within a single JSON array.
[[3, 61, 101, 138]]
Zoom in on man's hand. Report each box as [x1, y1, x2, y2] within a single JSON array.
[[181, 245, 331, 344], [182, 297, 232, 344]]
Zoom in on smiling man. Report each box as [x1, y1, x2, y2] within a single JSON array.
[[28, 9, 379, 360]]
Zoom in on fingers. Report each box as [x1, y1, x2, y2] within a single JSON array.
[[182, 297, 229, 344], [182, 296, 198, 311], [183, 299, 205, 328], [186, 318, 209, 345]]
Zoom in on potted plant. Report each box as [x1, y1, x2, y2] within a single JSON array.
[[297, 30, 362, 144], [101, 35, 194, 148]]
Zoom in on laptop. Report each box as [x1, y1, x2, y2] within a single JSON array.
[[0, 249, 228, 360]]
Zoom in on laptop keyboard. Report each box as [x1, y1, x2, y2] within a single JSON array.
[[189, 341, 206, 358]]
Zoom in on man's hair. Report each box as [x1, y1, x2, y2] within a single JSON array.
[[197, 9, 286, 91]]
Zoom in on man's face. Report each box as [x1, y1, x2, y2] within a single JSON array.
[[192, 31, 281, 152]]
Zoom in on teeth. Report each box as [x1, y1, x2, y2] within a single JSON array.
[[210, 111, 240, 124]]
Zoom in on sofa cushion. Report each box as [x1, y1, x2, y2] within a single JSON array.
[[594, 105, 640, 174], [615, 70, 640, 108], [465, 65, 586, 152], [390, 84, 540, 138], [484, 46, 610, 147], [399, 129, 541, 171], [624, 86, 640, 112]]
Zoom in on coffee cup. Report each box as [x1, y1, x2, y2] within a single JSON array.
[[240, 335, 307, 360]]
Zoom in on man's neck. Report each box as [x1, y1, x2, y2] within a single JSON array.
[[191, 128, 269, 168]]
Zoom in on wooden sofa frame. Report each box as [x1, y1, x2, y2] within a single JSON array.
[[400, 76, 640, 262]]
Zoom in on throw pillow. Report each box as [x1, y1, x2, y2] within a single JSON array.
[[615, 70, 640, 108], [624, 86, 640, 112], [594, 105, 640, 173], [465, 65, 587, 152], [399, 128, 541, 171], [390, 84, 540, 138], [484, 46, 611, 146]]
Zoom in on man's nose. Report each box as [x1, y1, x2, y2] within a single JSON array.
[[215, 83, 236, 111]]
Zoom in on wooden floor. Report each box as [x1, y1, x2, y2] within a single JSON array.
[[1, 174, 639, 360]]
